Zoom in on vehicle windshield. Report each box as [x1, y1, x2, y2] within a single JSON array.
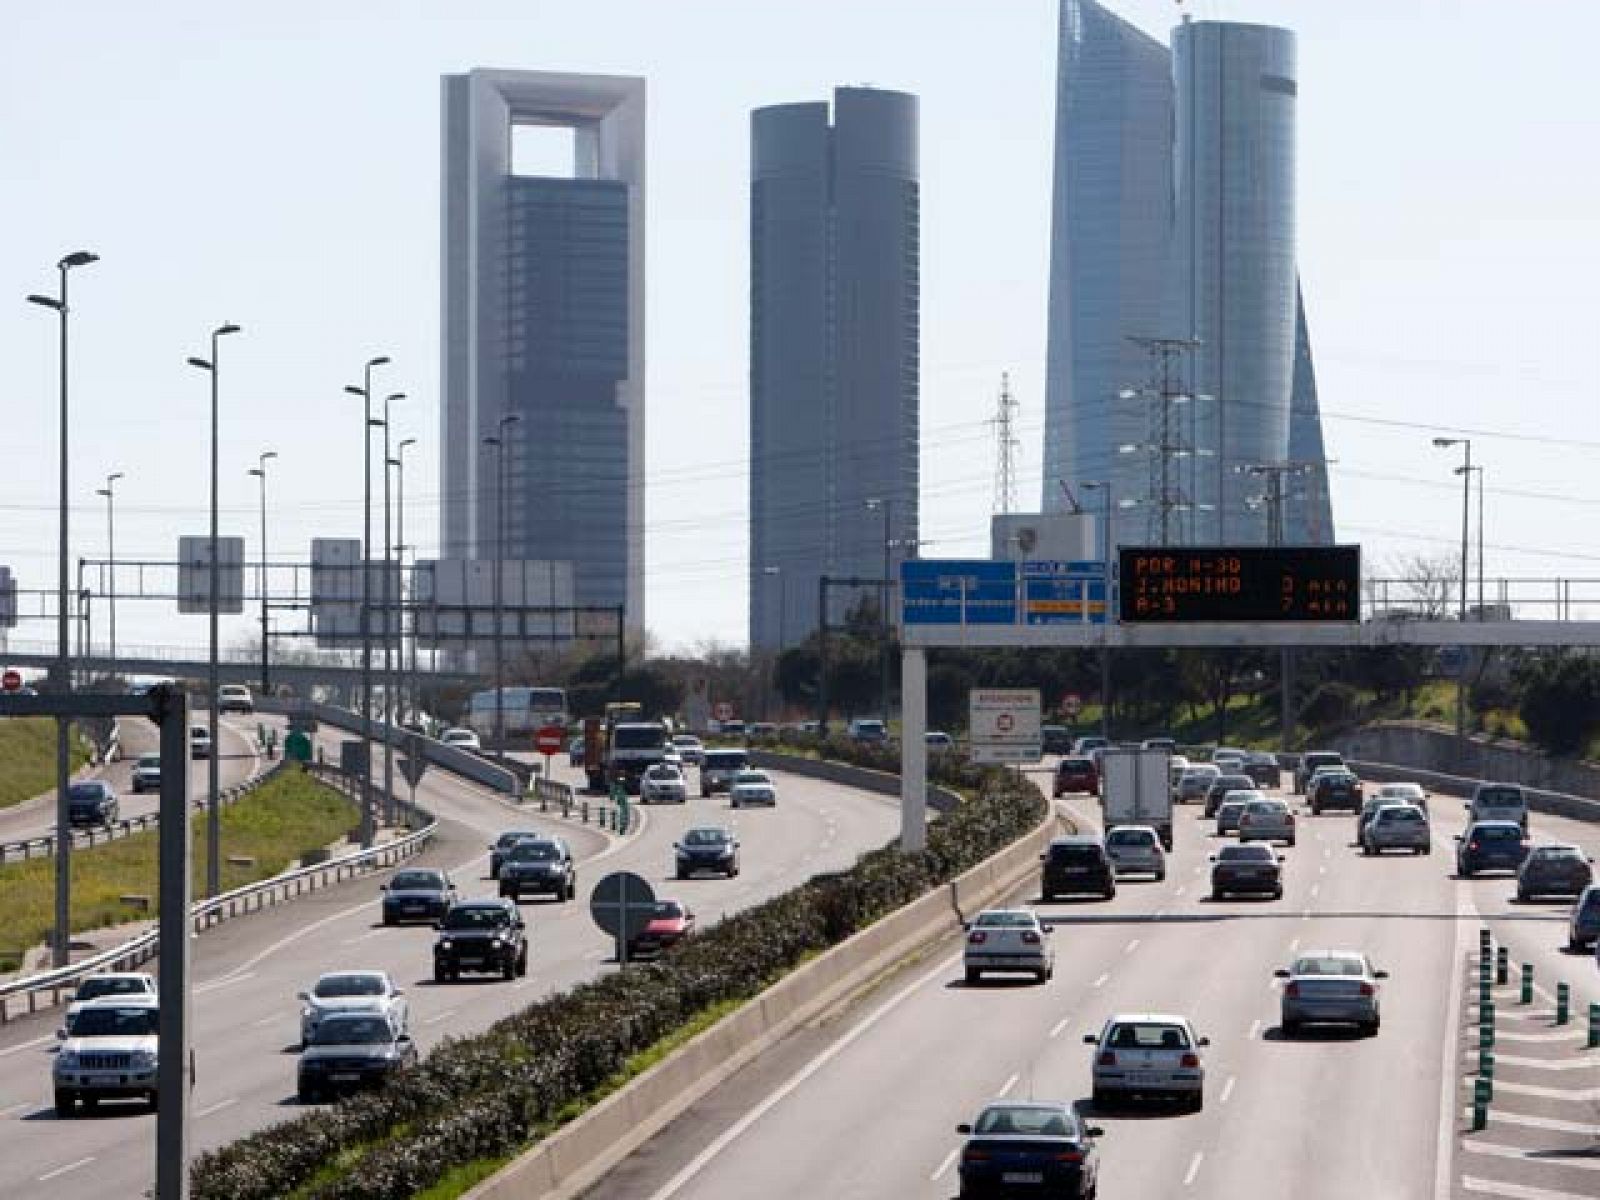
[[1223, 791, 1261, 804], [1291, 956, 1366, 976], [974, 911, 1038, 928], [1379, 807, 1424, 823], [314, 974, 387, 998], [1531, 846, 1581, 861], [72, 1006, 157, 1037], [1246, 801, 1285, 815], [496, 832, 537, 849], [734, 771, 770, 785], [1475, 826, 1522, 842], [442, 906, 511, 930], [138, 755, 160, 769], [1106, 828, 1154, 846], [647, 765, 681, 779], [67, 783, 107, 801], [1477, 786, 1524, 806], [653, 901, 686, 919], [1380, 784, 1424, 798], [1218, 845, 1274, 862], [614, 725, 667, 750], [1184, 767, 1221, 781], [973, 1105, 1080, 1137], [1059, 758, 1093, 771], [76, 977, 149, 1001], [1049, 843, 1101, 865], [672, 736, 700, 747], [1107, 1022, 1190, 1049], [510, 842, 560, 862], [310, 1016, 394, 1046], [391, 872, 445, 890], [705, 752, 748, 769], [684, 828, 731, 846]]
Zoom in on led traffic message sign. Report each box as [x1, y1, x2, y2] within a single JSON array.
[[1119, 546, 1360, 623]]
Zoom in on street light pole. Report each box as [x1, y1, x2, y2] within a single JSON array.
[[865, 498, 893, 721], [484, 414, 520, 758], [344, 357, 389, 846], [380, 392, 404, 825], [95, 472, 124, 666], [1082, 480, 1113, 742], [27, 248, 98, 969], [1433, 436, 1472, 739], [395, 437, 416, 727], [247, 451, 277, 694]]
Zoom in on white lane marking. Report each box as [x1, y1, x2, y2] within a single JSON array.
[[997, 1072, 1019, 1097], [1289, 938, 1301, 953], [424, 1009, 459, 1026], [1463, 1176, 1600, 1200], [1220, 1075, 1236, 1104], [194, 970, 256, 994], [0, 1034, 56, 1059], [1124, 939, 1140, 955], [930, 1146, 960, 1182], [1301, 909, 1313, 922], [1434, 883, 1472, 1200], [1465, 1141, 1600, 1172], [1183, 1151, 1204, 1186], [341, 929, 387, 945], [1460, 1077, 1600, 1102], [39, 1157, 96, 1183], [1310, 883, 1321, 899], [1050, 1016, 1071, 1039], [1248, 1019, 1262, 1040], [1476, 1108, 1597, 1134], [196, 1096, 238, 1118], [1318, 864, 1327, 876], [1093, 973, 1110, 989], [643, 951, 959, 1200], [1489, 1052, 1600, 1070], [252, 1016, 277, 1028], [1174, 886, 1186, 897]]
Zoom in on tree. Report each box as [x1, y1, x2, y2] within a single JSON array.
[[1516, 654, 1600, 756]]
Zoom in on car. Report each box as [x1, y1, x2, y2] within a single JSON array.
[[1294, 750, 1345, 794], [641, 763, 689, 804], [1176, 764, 1222, 806], [217, 683, 254, 714], [440, 726, 481, 752], [1202, 773, 1256, 817], [1104, 825, 1166, 880], [1468, 782, 1530, 830], [925, 730, 955, 752], [1517, 844, 1594, 900], [1040, 836, 1117, 901], [380, 868, 457, 924], [1166, 754, 1192, 791], [1053, 756, 1100, 797], [1241, 752, 1281, 789], [1354, 794, 1390, 842], [1238, 797, 1296, 846], [1211, 748, 1246, 773], [1455, 820, 1531, 878], [700, 748, 749, 797], [568, 736, 586, 766], [1142, 736, 1177, 752], [297, 1012, 419, 1103], [1214, 792, 1258, 836], [1362, 804, 1431, 855], [1372, 780, 1429, 814], [1276, 951, 1388, 1036], [66, 780, 119, 827], [661, 745, 685, 773], [729, 768, 777, 808], [433, 898, 528, 981], [675, 825, 740, 878], [130, 753, 162, 794], [1084, 1013, 1208, 1110], [717, 718, 747, 738], [1210, 843, 1284, 899], [955, 1100, 1103, 1198], [748, 721, 778, 739], [298, 971, 408, 1047], [964, 908, 1055, 984], [53, 996, 160, 1116], [627, 899, 697, 958], [488, 830, 543, 879], [189, 724, 212, 760], [1308, 768, 1363, 815], [1041, 725, 1073, 755], [498, 836, 576, 902], [1071, 735, 1110, 757], [848, 718, 888, 743], [671, 734, 705, 766], [63, 973, 157, 1035], [1567, 885, 1600, 952]]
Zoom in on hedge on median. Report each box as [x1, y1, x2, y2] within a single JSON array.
[[190, 767, 1045, 1200]]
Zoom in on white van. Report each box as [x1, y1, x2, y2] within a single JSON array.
[[1468, 782, 1529, 830]]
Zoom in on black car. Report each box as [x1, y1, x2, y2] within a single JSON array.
[[296, 1013, 417, 1103], [66, 780, 119, 828], [1309, 769, 1363, 815], [433, 899, 528, 981], [955, 1101, 1102, 1199], [1456, 821, 1530, 878], [674, 826, 740, 879], [498, 837, 576, 902], [1203, 774, 1257, 818], [1567, 885, 1600, 952], [1241, 752, 1281, 789], [1040, 725, 1073, 755], [380, 868, 457, 925], [1516, 844, 1592, 900], [488, 830, 542, 879], [1040, 836, 1116, 901], [1294, 750, 1345, 794], [1210, 843, 1284, 899]]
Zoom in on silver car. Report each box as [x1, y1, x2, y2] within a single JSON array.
[[1104, 825, 1166, 881], [1237, 798, 1296, 846], [1177, 765, 1221, 805], [1085, 1013, 1208, 1110], [1372, 781, 1429, 815], [1362, 804, 1431, 855], [1215, 791, 1258, 836], [1276, 951, 1387, 1035], [964, 908, 1055, 985]]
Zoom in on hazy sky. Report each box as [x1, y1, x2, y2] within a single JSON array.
[[2, 0, 1597, 660]]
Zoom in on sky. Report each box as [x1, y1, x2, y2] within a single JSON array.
[[1, 0, 1597, 661]]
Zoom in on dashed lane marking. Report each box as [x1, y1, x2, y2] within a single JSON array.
[[930, 1146, 960, 1182], [1124, 939, 1140, 955], [1465, 1141, 1600, 1172], [424, 1009, 459, 1026], [1050, 1016, 1072, 1039], [1093, 973, 1110, 989], [1184, 1151, 1204, 1186], [38, 1157, 95, 1183], [1463, 1175, 1600, 1200], [997, 1072, 1018, 1097], [0, 1035, 55, 1059], [196, 1096, 238, 1118], [1220, 1075, 1236, 1104]]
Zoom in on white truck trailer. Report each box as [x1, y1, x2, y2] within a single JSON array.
[[1100, 746, 1175, 850]]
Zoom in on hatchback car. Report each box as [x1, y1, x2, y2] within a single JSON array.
[[1176, 765, 1221, 806], [627, 899, 697, 959], [1053, 756, 1099, 797], [1567, 884, 1600, 952], [1276, 951, 1387, 1036], [432, 899, 528, 981], [729, 769, 777, 808], [298, 971, 408, 1047], [130, 753, 162, 794], [189, 725, 212, 759], [1517, 844, 1594, 900], [488, 830, 543, 879], [1104, 825, 1166, 880], [1238, 797, 1296, 846], [1362, 804, 1432, 855], [1085, 1014, 1208, 1110], [1456, 821, 1531, 877], [1203, 773, 1257, 818], [380, 868, 457, 924], [1210, 843, 1284, 899], [955, 1101, 1102, 1198], [964, 909, 1055, 984], [1308, 768, 1363, 815], [1241, 752, 1282, 789], [1039, 836, 1116, 901], [297, 1013, 417, 1103], [1372, 781, 1429, 814], [1294, 750, 1346, 794], [641, 763, 689, 804], [675, 826, 740, 878], [66, 780, 119, 827], [440, 726, 481, 751], [925, 731, 956, 753], [671, 734, 706, 766], [1214, 792, 1258, 836], [498, 837, 576, 902]]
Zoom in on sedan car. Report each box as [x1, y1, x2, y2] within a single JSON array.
[[675, 826, 741, 878], [1210, 843, 1284, 900], [1309, 768, 1363, 815], [1517, 844, 1594, 900], [1567, 884, 1600, 952], [1214, 792, 1257, 836], [440, 726, 481, 752], [489, 830, 542, 879], [671, 734, 705, 766], [1054, 756, 1099, 798], [1362, 804, 1431, 855], [1371, 780, 1429, 814], [298, 971, 408, 1047], [955, 1101, 1102, 1198], [1237, 797, 1296, 846], [189, 725, 212, 760], [729, 769, 777, 808], [1294, 750, 1346, 794], [1203, 774, 1258, 818], [433, 898, 528, 981], [130, 753, 162, 794], [1276, 951, 1387, 1036], [1241, 752, 1282, 789], [66, 780, 119, 828], [63, 973, 157, 1035], [1456, 821, 1531, 878], [297, 1013, 418, 1103], [1104, 825, 1166, 880], [1085, 1013, 1208, 1110], [499, 837, 576, 902], [1177, 765, 1222, 806], [641, 763, 689, 804], [627, 900, 697, 958], [964, 908, 1055, 984], [380, 868, 457, 924]]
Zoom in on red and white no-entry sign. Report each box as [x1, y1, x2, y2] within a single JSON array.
[[1, 669, 21, 693], [535, 725, 566, 755]]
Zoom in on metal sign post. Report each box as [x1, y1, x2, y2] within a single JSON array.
[[589, 871, 656, 969]]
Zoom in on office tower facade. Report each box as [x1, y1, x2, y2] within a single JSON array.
[[440, 69, 646, 632], [749, 87, 919, 651]]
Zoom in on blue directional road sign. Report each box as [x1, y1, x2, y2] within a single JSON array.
[[1022, 560, 1108, 625], [901, 560, 1018, 625]]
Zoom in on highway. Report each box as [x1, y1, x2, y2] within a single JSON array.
[[594, 767, 1600, 1200], [0, 753, 900, 1199]]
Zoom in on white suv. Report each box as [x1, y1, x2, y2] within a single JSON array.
[[54, 996, 160, 1116]]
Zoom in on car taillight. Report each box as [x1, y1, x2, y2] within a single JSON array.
[[963, 1147, 990, 1162], [1180, 1053, 1201, 1068], [1055, 1149, 1084, 1164], [1284, 981, 1300, 998], [1098, 1051, 1116, 1066], [1358, 982, 1375, 997], [968, 931, 987, 944], [1022, 931, 1041, 945], [1469, 842, 1480, 852]]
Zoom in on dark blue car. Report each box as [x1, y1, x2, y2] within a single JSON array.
[[956, 1100, 1101, 1198], [1456, 821, 1530, 878]]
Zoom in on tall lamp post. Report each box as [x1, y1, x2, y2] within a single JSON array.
[[379, 392, 404, 824], [344, 357, 389, 846], [1433, 436, 1472, 739], [1456, 462, 1485, 618], [864, 497, 893, 721], [187, 321, 242, 900], [393, 437, 417, 727], [27, 248, 98, 969], [1081, 480, 1115, 741], [247, 451, 277, 694], [483, 413, 520, 758], [95, 471, 124, 666]]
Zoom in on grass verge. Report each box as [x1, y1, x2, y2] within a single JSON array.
[[0, 718, 95, 810]]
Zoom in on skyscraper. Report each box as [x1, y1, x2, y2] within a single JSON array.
[[748, 87, 920, 651], [440, 70, 646, 632]]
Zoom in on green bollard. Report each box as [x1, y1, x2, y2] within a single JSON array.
[[1589, 1003, 1600, 1049], [1478, 1046, 1494, 1075], [1520, 964, 1534, 1004], [1480, 1057, 1494, 1103], [1557, 983, 1570, 1025], [1480, 1000, 1496, 1028], [1478, 1024, 1494, 1050], [1471, 1077, 1490, 1130], [1495, 946, 1508, 985]]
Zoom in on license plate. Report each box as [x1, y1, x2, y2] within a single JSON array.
[[1060, 867, 1089, 875], [330, 1073, 360, 1083], [1127, 1071, 1167, 1085], [1003, 1172, 1044, 1184]]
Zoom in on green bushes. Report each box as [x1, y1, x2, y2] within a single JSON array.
[[191, 771, 1043, 1200]]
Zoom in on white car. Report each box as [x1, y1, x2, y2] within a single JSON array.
[[729, 769, 777, 808], [54, 996, 160, 1116], [189, 725, 212, 759], [63, 972, 157, 1035], [641, 763, 689, 804], [1373, 781, 1429, 814], [440, 727, 481, 752], [671, 735, 705, 766], [298, 971, 408, 1047], [1085, 1013, 1208, 1110], [217, 683, 254, 714], [964, 908, 1055, 984], [130, 753, 163, 794], [1104, 825, 1166, 880]]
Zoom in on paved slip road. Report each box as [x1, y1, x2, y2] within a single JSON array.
[[594, 766, 1600, 1200], [0, 745, 900, 1199]]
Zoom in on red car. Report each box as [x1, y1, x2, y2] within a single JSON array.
[[627, 900, 697, 958], [1054, 757, 1100, 797]]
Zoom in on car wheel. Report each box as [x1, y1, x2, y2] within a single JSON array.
[[1287, 837, 1296, 848], [1189, 1092, 1205, 1113], [1273, 886, 1284, 900], [1211, 887, 1223, 900], [566, 881, 577, 901], [298, 1084, 317, 1104], [55, 1091, 74, 1118], [434, 965, 449, 984], [1282, 1017, 1301, 1037], [502, 957, 516, 981], [676, 868, 688, 881], [516, 950, 528, 978], [1155, 868, 1166, 882], [1104, 887, 1116, 900], [1362, 842, 1373, 856], [965, 967, 981, 985], [1091, 1086, 1109, 1110], [1516, 888, 1529, 902], [1362, 1018, 1380, 1037]]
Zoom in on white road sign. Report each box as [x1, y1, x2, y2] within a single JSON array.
[[969, 688, 1042, 764]]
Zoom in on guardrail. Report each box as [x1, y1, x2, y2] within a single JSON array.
[[0, 764, 438, 1024], [521, 773, 633, 834]]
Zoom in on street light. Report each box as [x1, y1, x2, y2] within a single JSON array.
[[379, 391, 405, 825], [864, 497, 893, 721], [394, 437, 417, 727], [1455, 462, 1485, 619], [483, 413, 521, 758], [27, 248, 98, 968], [95, 471, 124, 665], [187, 321, 242, 901], [247, 451, 277, 694], [1081, 480, 1113, 741], [1433, 436, 1472, 740], [344, 356, 389, 847]]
